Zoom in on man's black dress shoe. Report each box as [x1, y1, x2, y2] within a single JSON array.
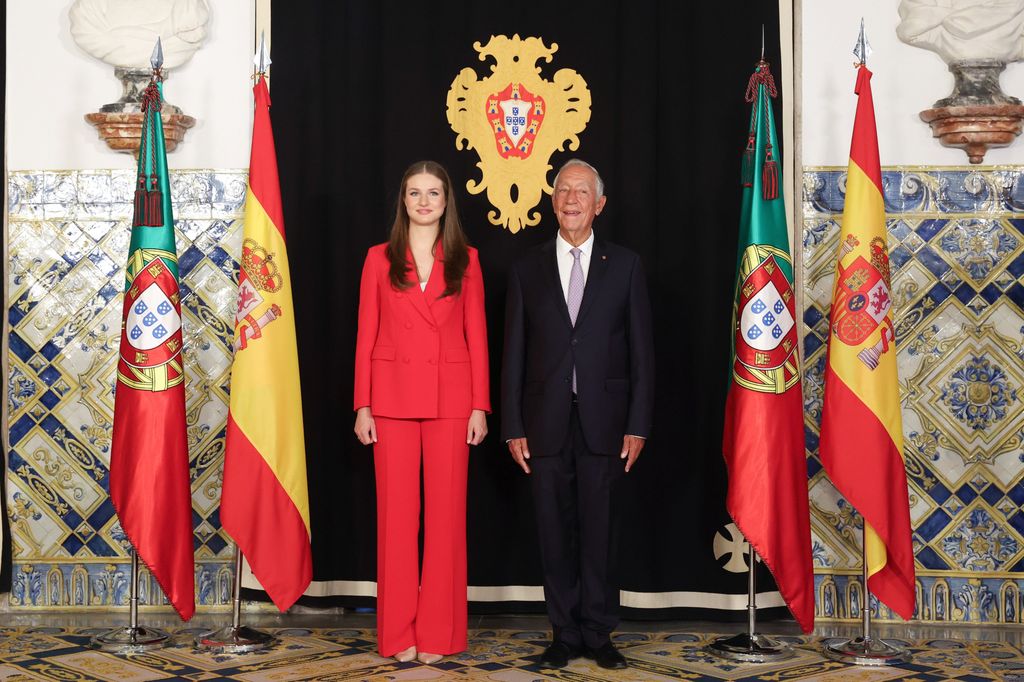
[[585, 642, 627, 669], [539, 641, 577, 668]]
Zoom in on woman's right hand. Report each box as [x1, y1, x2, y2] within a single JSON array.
[[354, 407, 377, 445]]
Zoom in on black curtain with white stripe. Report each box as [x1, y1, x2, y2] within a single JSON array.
[[271, 0, 789, 621]]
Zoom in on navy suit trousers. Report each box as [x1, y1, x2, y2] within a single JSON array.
[[530, 401, 624, 650]]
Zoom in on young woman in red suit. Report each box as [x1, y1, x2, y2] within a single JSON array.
[[353, 161, 490, 663]]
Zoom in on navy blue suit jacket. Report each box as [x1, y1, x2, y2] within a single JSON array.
[[501, 236, 655, 456]]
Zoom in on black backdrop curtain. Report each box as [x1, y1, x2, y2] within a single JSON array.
[[271, 0, 788, 621]]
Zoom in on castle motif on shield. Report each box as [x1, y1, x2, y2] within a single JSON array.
[[732, 244, 799, 393], [831, 234, 895, 370], [486, 83, 545, 159], [117, 249, 185, 391], [234, 238, 283, 351], [447, 34, 591, 233]]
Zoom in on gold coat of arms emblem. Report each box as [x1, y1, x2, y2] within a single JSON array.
[[447, 34, 591, 233]]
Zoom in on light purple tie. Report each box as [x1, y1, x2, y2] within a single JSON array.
[[568, 247, 583, 392]]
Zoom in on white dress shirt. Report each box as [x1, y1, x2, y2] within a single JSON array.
[[556, 229, 644, 443], [556, 230, 594, 303]]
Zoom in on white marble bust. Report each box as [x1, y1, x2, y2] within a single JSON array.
[[897, 0, 1024, 63], [70, 0, 211, 70]]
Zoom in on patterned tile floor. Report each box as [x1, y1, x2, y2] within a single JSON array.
[[1, 616, 1023, 681]]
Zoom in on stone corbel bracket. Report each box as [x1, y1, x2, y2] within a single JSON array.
[[84, 67, 195, 156], [85, 111, 195, 156], [919, 61, 1024, 164]]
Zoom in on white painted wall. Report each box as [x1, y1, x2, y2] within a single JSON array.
[[802, 1, 1024, 166], [6, 0, 255, 171], [8, 1, 1020, 171]]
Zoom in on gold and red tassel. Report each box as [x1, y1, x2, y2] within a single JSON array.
[[762, 142, 779, 200], [145, 176, 162, 224], [132, 175, 147, 227], [741, 133, 755, 187], [744, 60, 781, 198], [132, 79, 164, 227], [132, 174, 163, 227]]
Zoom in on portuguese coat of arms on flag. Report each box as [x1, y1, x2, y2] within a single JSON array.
[[721, 58, 814, 634], [110, 69, 195, 622]]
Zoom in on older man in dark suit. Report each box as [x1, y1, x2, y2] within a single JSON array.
[[501, 159, 655, 670]]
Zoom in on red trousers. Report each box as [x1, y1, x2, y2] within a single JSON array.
[[373, 416, 469, 656]]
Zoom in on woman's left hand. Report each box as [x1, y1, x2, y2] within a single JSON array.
[[467, 409, 488, 445]]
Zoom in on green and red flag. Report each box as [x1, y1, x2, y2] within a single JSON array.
[[819, 64, 915, 620], [221, 70, 312, 611], [110, 55, 195, 620], [722, 58, 814, 633]]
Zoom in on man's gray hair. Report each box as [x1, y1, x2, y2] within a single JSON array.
[[553, 158, 605, 197]]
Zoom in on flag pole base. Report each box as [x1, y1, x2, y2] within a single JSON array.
[[91, 626, 170, 654], [705, 632, 794, 662], [196, 625, 276, 653], [823, 636, 910, 666]]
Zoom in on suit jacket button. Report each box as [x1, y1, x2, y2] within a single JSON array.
[[404, 322, 413, 329], [429, 325, 437, 331], [403, 357, 410, 364], [571, 338, 578, 346], [428, 358, 436, 365]]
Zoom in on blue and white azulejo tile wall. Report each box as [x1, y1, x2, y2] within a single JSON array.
[[803, 167, 1024, 623], [6, 165, 1024, 623], [5, 169, 245, 610]]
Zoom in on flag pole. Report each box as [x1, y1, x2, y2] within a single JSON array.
[[712, 36, 811, 659], [706, 549, 793, 662], [196, 545, 276, 652], [91, 549, 171, 653], [823, 527, 909, 664], [196, 34, 279, 653], [822, 20, 911, 667], [94, 39, 184, 653]]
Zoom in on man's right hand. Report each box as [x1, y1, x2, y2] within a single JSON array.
[[507, 437, 531, 474]]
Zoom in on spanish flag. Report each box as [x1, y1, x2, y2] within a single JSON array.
[[221, 75, 312, 611], [819, 65, 915, 620]]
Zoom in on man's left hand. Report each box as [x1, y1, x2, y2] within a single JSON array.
[[620, 435, 645, 473]]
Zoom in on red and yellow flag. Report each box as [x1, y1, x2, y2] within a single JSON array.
[[820, 65, 915, 620], [221, 75, 312, 611]]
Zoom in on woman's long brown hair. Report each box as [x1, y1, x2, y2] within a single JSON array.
[[385, 161, 469, 297]]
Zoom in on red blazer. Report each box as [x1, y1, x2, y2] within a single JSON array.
[[354, 243, 490, 418]]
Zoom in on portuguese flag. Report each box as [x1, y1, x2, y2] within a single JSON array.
[[722, 58, 814, 633], [110, 75, 195, 621], [819, 65, 915, 620], [221, 74, 312, 611]]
